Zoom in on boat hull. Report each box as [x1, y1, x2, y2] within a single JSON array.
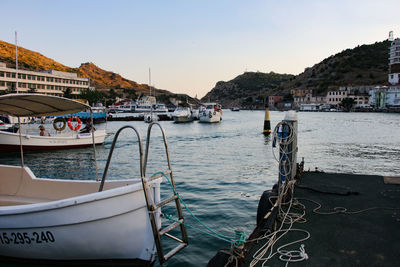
[[173, 116, 194, 123], [0, 168, 161, 262], [0, 130, 106, 152], [199, 111, 222, 123]]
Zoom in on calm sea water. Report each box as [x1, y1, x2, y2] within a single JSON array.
[[1, 111, 400, 266]]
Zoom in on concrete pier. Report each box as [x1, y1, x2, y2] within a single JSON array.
[[242, 171, 400, 266]]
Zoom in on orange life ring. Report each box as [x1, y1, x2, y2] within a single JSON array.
[[67, 117, 82, 131]]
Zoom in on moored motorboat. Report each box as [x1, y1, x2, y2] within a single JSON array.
[[198, 103, 223, 123], [0, 128, 106, 152], [172, 106, 194, 123], [0, 95, 106, 152]]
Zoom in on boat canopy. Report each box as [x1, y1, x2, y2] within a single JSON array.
[[0, 94, 90, 117]]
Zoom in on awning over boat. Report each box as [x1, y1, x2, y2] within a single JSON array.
[[0, 94, 90, 117]]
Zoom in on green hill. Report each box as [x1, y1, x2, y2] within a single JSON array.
[[282, 40, 390, 95], [202, 71, 294, 107], [202, 40, 390, 108]]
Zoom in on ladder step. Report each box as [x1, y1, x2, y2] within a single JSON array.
[[153, 195, 178, 210], [146, 170, 172, 183], [160, 219, 183, 236], [164, 232, 184, 243], [163, 243, 187, 262]]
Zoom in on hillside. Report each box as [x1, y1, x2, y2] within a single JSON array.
[[77, 62, 149, 92], [0, 40, 169, 96], [0, 40, 74, 73], [281, 40, 390, 95], [202, 72, 294, 107], [203, 40, 390, 107]]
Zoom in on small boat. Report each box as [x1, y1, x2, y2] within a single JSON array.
[[172, 106, 194, 123], [198, 103, 223, 123], [231, 107, 240, 112], [0, 116, 15, 131], [0, 93, 188, 265], [144, 112, 159, 123], [0, 95, 106, 153]]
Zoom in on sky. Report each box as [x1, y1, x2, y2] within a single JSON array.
[[1, 0, 399, 98]]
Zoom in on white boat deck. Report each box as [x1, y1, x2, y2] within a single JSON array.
[[0, 165, 139, 206]]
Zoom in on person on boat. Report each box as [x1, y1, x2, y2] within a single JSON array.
[[79, 118, 96, 133], [39, 125, 50, 136]]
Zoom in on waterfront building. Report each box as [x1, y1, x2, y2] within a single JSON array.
[[339, 85, 376, 95], [290, 88, 313, 97], [0, 62, 90, 97], [389, 38, 400, 85], [294, 92, 326, 108], [348, 95, 370, 107], [326, 88, 348, 106], [268, 95, 283, 107], [370, 86, 400, 110]]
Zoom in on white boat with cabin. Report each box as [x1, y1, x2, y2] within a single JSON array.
[[198, 103, 223, 123], [0, 95, 106, 152], [0, 93, 188, 265]]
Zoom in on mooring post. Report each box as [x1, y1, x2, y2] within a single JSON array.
[[283, 111, 298, 181], [277, 111, 298, 188], [263, 106, 271, 135]]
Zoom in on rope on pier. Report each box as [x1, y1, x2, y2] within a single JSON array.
[[248, 122, 311, 267]]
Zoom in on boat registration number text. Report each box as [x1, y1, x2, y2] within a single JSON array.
[[0, 231, 55, 245]]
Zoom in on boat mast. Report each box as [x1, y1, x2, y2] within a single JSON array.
[[149, 68, 153, 118], [15, 31, 19, 93]]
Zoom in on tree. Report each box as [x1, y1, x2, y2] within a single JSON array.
[[283, 93, 294, 102], [123, 88, 137, 100], [341, 97, 355, 112], [63, 87, 72, 99], [80, 89, 104, 106]]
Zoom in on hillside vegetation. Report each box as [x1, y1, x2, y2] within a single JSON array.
[[202, 72, 294, 107], [281, 40, 390, 95], [0, 40, 169, 96], [202, 40, 390, 107]]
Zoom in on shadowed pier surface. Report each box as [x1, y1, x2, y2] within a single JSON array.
[[243, 172, 400, 267]]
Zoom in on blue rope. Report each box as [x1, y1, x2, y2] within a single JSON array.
[[152, 171, 246, 246]]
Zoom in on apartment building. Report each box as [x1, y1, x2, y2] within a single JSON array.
[[326, 89, 348, 105], [370, 86, 400, 109], [0, 62, 89, 97], [389, 38, 400, 85]]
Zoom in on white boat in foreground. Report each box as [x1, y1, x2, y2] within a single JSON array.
[[0, 165, 161, 262], [198, 103, 223, 123], [0, 94, 188, 265]]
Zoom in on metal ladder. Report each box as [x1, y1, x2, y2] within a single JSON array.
[[143, 122, 188, 264], [98, 124, 188, 264]]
